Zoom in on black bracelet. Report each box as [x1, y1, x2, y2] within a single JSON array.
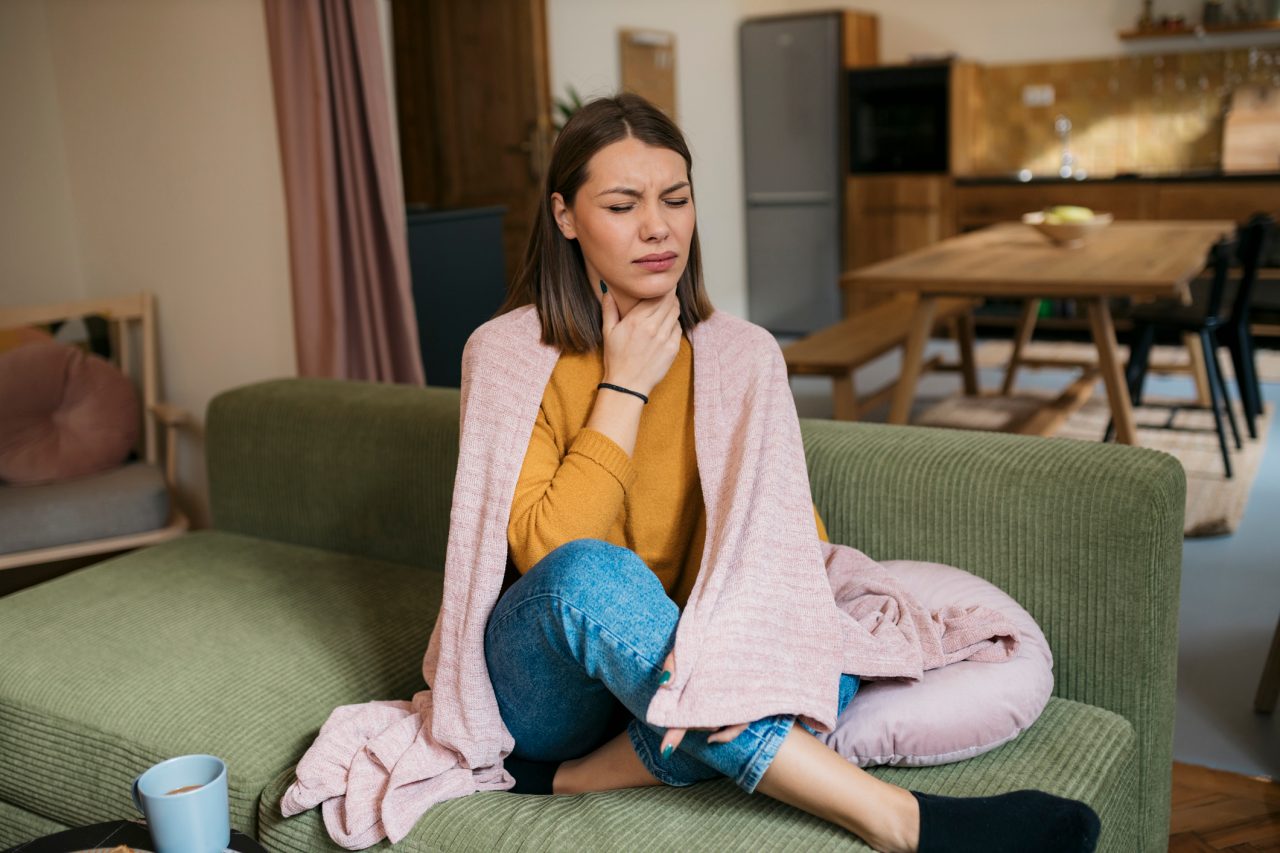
[[597, 382, 648, 404]]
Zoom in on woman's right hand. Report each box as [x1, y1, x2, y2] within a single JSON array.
[[600, 285, 683, 397]]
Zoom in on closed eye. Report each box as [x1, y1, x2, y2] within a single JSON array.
[[606, 198, 690, 213]]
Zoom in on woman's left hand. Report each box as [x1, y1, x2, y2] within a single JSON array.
[[657, 650, 751, 757]]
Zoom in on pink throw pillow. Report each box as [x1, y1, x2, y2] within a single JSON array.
[[0, 340, 140, 485], [818, 560, 1054, 766]]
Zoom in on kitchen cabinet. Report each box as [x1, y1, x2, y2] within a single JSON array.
[[843, 175, 954, 316], [1153, 183, 1280, 220], [955, 183, 1156, 231], [955, 179, 1278, 231]]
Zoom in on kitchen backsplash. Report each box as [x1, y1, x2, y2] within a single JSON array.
[[966, 45, 1280, 177]]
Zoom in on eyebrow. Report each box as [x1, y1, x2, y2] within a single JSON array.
[[595, 181, 690, 198]]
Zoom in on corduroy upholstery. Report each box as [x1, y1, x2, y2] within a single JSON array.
[[0, 799, 67, 849], [0, 377, 1183, 851], [206, 378, 458, 572], [800, 418, 1184, 852], [257, 698, 1137, 852], [0, 532, 438, 837]]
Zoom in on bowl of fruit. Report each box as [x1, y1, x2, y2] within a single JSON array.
[[1022, 205, 1113, 248]]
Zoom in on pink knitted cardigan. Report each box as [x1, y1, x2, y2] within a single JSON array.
[[280, 304, 1019, 847]]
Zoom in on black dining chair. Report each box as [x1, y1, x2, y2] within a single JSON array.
[[1103, 214, 1273, 478], [1216, 214, 1275, 439]]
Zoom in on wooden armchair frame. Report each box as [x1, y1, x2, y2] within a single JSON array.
[[0, 292, 189, 571]]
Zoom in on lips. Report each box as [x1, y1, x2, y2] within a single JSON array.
[[634, 251, 677, 272]]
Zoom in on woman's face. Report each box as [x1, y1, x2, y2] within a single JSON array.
[[552, 136, 695, 317]]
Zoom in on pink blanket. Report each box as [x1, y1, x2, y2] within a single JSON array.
[[280, 305, 1019, 847]]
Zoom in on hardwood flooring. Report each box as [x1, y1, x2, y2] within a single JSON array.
[[1170, 762, 1280, 851]]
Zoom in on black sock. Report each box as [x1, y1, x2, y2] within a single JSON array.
[[912, 789, 1101, 853], [502, 756, 561, 795]]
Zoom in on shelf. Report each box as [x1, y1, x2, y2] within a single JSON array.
[[1118, 19, 1280, 40]]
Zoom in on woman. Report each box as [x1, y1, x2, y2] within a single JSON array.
[[483, 93, 1098, 853]]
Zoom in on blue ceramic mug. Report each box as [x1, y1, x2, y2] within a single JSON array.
[[131, 754, 231, 853]]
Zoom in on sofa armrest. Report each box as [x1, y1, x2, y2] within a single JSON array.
[[206, 378, 460, 570], [800, 418, 1183, 851]]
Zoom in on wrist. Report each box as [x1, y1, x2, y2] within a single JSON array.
[[597, 381, 649, 405], [602, 375, 650, 396]]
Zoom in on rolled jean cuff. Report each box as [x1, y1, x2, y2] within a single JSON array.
[[626, 719, 699, 788], [734, 716, 795, 794]]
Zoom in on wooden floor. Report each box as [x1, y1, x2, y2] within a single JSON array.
[[1170, 762, 1280, 851]]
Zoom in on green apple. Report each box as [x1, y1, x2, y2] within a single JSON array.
[[1046, 205, 1095, 224]]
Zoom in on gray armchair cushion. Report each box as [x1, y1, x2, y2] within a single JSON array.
[[0, 461, 169, 554]]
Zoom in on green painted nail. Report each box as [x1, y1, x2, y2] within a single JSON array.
[[599, 279, 608, 294], [658, 670, 671, 685], [661, 744, 674, 760]]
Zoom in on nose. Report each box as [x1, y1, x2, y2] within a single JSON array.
[[639, 204, 669, 243]]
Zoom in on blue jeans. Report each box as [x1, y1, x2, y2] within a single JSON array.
[[484, 538, 860, 794]]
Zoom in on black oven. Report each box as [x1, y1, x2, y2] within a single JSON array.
[[848, 62, 950, 174]]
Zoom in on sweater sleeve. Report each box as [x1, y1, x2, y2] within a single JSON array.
[[814, 503, 829, 543], [507, 407, 638, 575]]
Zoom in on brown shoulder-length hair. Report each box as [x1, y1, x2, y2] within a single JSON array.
[[494, 92, 715, 352]]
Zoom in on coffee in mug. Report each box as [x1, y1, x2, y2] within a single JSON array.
[[164, 784, 205, 796]]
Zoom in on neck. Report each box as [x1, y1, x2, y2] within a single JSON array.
[[584, 262, 640, 319], [608, 291, 640, 319]]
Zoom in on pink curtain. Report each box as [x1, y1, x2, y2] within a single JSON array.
[[263, 0, 425, 384]]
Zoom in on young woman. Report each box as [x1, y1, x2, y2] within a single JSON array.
[[482, 93, 1099, 853]]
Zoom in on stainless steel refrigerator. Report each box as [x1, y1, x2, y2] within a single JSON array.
[[740, 13, 842, 335]]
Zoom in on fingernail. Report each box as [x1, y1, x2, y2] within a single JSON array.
[[658, 670, 671, 686], [661, 744, 673, 760], [599, 279, 608, 294]]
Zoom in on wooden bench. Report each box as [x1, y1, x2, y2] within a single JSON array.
[[783, 296, 979, 421]]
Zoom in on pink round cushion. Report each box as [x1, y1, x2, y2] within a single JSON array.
[[0, 340, 140, 485], [817, 559, 1054, 767]]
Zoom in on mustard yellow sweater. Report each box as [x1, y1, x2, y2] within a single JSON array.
[[507, 334, 829, 609]]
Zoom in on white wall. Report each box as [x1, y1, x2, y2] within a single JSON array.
[[2, 0, 298, 528], [547, 0, 748, 319], [0, 0, 85, 306]]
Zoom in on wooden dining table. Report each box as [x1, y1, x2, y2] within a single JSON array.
[[843, 220, 1236, 445]]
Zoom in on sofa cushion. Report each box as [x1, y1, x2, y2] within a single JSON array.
[[257, 697, 1137, 852], [0, 340, 139, 485], [0, 531, 443, 836], [0, 799, 68, 849], [819, 559, 1054, 767], [0, 461, 169, 555]]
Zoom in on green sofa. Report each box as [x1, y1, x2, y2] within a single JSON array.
[[0, 378, 1184, 851]]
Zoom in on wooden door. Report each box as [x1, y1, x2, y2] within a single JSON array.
[[392, 0, 552, 285]]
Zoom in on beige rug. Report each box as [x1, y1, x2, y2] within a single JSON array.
[[916, 393, 1271, 538], [974, 340, 1280, 383]]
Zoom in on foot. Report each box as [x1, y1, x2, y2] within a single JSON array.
[[860, 783, 920, 853], [913, 789, 1100, 853], [553, 730, 663, 794], [551, 757, 577, 794]]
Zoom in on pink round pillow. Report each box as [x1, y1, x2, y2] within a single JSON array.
[[0, 340, 140, 485], [817, 560, 1054, 767]]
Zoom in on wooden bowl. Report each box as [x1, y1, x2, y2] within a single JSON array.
[[1022, 211, 1114, 248]]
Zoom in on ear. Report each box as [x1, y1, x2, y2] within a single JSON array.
[[551, 192, 577, 240]]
